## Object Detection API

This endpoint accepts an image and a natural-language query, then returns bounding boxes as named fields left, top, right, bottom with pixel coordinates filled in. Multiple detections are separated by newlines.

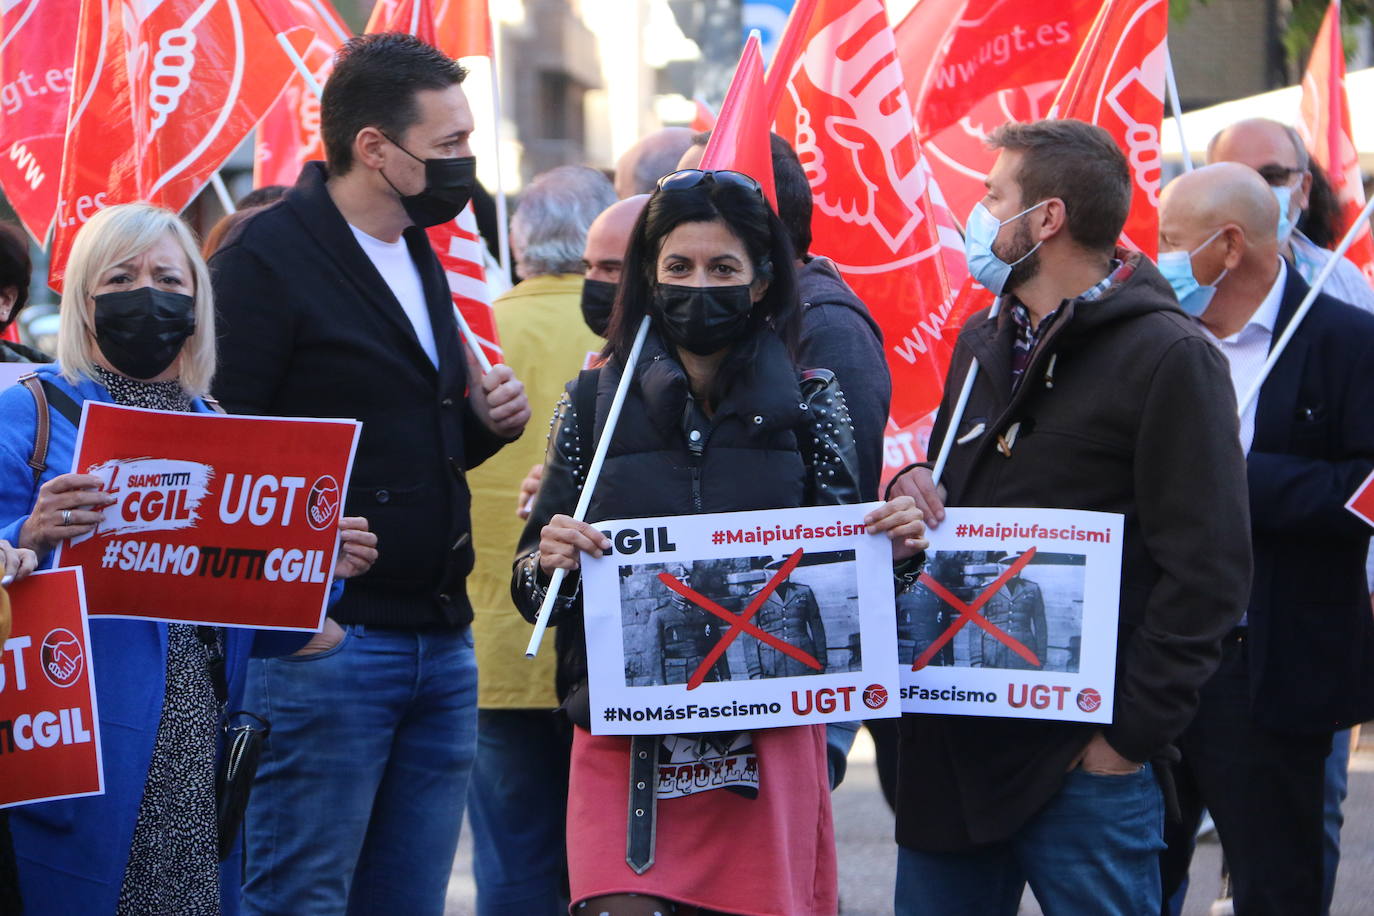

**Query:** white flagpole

left=1164, top=42, right=1193, bottom=173
left=453, top=297, right=494, bottom=373
left=1237, top=193, right=1374, bottom=414
left=526, top=315, right=651, bottom=658
left=487, top=44, right=513, bottom=283
left=277, top=33, right=325, bottom=99
left=931, top=299, right=1002, bottom=485
left=209, top=172, right=237, bottom=214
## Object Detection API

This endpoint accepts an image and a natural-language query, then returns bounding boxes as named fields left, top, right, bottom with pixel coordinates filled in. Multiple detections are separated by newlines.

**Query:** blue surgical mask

left=1273, top=184, right=1296, bottom=244
left=1158, top=228, right=1228, bottom=316
left=963, top=200, right=1048, bottom=296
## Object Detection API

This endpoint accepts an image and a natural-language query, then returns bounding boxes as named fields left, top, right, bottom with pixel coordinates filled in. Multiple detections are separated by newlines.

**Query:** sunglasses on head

left=657, top=168, right=763, bottom=197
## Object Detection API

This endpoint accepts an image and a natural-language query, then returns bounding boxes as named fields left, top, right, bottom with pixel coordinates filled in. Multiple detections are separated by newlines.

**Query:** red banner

left=55, top=404, right=360, bottom=630
left=899, top=0, right=1099, bottom=142
left=1298, top=0, right=1374, bottom=285
left=0, top=0, right=80, bottom=243
left=0, top=568, right=103, bottom=809
left=432, top=0, right=491, bottom=58
left=49, top=0, right=303, bottom=288
left=251, top=0, right=350, bottom=189
left=1048, top=0, right=1168, bottom=257
left=430, top=204, right=502, bottom=366
left=366, top=0, right=438, bottom=42
left=895, top=0, right=1098, bottom=229
left=773, top=0, right=971, bottom=430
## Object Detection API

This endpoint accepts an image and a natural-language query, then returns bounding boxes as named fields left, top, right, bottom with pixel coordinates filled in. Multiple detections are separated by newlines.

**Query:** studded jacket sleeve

left=797, top=369, right=862, bottom=508
left=511, top=386, right=585, bottom=625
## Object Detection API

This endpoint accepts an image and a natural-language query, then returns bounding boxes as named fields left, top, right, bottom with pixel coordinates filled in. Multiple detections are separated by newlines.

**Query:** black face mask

left=93, top=287, right=196, bottom=380
left=380, top=133, right=477, bottom=228
left=580, top=278, right=617, bottom=337
left=651, top=283, right=754, bottom=356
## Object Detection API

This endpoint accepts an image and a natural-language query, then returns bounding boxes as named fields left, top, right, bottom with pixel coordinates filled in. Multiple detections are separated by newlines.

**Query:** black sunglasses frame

left=656, top=168, right=764, bottom=197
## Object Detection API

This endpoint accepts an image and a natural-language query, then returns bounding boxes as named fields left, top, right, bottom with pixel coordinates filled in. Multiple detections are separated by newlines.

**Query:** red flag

left=1048, top=0, right=1168, bottom=257
left=252, top=0, right=351, bottom=189
left=894, top=0, right=1098, bottom=226
left=773, top=0, right=971, bottom=432
left=701, top=33, right=776, bottom=209
left=0, top=0, right=80, bottom=244
left=49, top=0, right=303, bottom=288
left=432, top=0, right=491, bottom=59
left=691, top=97, right=717, bottom=133
left=366, top=0, right=439, bottom=43
left=429, top=205, right=502, bottom=366
left=899, top=0, right=1100, bottom=141
left=1298, top=0, right=1374, bottom=285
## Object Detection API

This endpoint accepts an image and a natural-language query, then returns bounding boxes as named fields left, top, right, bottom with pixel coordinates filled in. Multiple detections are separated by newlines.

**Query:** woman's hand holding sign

left=538, top=514, right=612, bottom=575
left=19, top=473, right=116, bottom=557
left=865, top=496, right=928, bottom=562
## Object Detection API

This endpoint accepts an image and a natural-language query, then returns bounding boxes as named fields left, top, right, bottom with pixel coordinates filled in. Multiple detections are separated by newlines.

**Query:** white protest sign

left=899, top=507, right=1123, bottom=724
left=582, top=503, right=901, bottom=734
left=0, top=363, right=38, bottom=391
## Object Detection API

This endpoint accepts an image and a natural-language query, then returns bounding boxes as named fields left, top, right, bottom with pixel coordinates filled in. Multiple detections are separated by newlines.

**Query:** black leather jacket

left=510, top=329, right=863, bottom=709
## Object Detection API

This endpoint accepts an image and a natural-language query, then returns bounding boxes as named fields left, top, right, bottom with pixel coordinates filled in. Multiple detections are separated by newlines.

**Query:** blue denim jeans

left=468, top=709, right=571, bottom=916
left=1322, top=728, right=1351, bottom=915
left=241, top=624, right=478, bottom=916
left=896, top=764, right=1164, bottom=916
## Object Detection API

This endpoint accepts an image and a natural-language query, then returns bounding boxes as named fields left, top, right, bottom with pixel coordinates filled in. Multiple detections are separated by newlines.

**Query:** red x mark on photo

left=911, top=546, right=1043, bottom=671
left=657, top=547, right=821, bottom=690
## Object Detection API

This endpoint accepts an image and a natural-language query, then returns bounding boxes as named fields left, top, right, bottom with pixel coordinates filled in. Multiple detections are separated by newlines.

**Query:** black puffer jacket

left=511, top=329, right=862, bottom=704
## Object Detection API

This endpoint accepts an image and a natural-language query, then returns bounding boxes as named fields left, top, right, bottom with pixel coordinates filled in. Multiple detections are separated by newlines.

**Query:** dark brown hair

left=989, top=119, right=1131, bottom=254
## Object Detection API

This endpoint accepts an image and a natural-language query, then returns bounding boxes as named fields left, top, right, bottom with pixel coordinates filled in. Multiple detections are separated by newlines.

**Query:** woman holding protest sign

left=511, top=169, right=926, bottom=916
left=0, top=203, right=378, bottom=914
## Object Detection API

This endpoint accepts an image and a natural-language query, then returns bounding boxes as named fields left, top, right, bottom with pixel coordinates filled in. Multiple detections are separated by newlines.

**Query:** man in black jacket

left=210, top=34, right=529, bottom=914
left=887, top=120, right=1251, bottom=915
left=1156, top=163, right=1374, bottom=915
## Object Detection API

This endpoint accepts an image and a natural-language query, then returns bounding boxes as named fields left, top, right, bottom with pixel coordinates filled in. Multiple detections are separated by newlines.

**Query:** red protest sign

left=55, top=404, right=360, bottom=631
left=0, top=568, right=103, bottom=809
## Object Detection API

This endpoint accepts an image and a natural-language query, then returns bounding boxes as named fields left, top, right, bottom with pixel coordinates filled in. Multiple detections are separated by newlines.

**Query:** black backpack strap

left=40, top=379, right=82, bottom=427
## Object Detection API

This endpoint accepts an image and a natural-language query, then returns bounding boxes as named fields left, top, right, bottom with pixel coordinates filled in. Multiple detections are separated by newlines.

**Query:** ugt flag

left=0, top=0, right=80, bottom=244
left=1048, top=0, right=1168, bottom=257
left=50, top=0, right=302, bottom=287
left=773, top=0, right=970, bottom=431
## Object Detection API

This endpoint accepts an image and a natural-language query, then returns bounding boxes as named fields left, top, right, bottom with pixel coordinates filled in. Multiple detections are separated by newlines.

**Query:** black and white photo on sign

left=898, top=550, right=1086, bottom=673
left=618, top=550, right=862, bottom=687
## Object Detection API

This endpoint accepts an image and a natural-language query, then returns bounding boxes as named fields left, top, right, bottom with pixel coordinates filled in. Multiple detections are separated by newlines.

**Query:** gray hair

left=511, top=166, right=617, bottom=277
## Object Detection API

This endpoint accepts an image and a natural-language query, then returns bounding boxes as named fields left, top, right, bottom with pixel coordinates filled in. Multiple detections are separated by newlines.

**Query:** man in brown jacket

left=888, top=120, right=1253, bottom=915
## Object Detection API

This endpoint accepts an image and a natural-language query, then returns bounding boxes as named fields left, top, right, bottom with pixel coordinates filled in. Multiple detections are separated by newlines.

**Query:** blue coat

left=0, top=364, right=315, bottom=914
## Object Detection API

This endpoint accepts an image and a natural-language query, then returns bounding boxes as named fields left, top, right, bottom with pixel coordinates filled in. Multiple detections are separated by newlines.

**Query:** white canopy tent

left=1161, top=68, right=1374, bottom=170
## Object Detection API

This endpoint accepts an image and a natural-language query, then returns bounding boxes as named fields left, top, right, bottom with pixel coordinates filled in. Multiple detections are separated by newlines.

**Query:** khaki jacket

left=469, top=274, right=603, bottom=708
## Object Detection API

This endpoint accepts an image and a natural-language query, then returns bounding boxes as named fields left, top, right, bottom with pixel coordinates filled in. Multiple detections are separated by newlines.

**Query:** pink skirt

left=566, top=725, right=838, bottom=916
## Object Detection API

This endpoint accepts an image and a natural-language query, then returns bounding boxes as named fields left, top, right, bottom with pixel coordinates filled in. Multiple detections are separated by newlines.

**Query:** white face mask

left=963, top=200, right=1049, bottom=295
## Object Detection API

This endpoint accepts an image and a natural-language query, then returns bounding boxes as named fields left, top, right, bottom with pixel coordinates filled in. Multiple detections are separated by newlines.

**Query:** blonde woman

left=0, top=204, right=377, bottom=914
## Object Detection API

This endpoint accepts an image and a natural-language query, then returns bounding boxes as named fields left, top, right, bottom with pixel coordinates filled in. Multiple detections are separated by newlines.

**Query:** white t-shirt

left=349, top=225, right=440, bottom=367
